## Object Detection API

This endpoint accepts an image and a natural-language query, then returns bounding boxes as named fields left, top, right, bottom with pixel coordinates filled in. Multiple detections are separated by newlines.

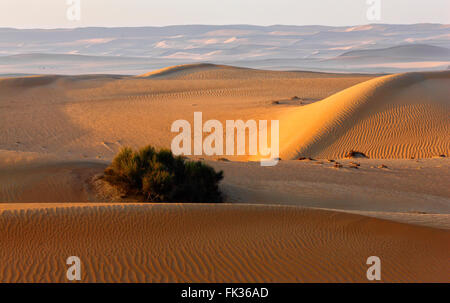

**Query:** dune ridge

left=0, top=203, right=448, bottom=283
left=137, top=63, right=236, bottom=78
left=0, top=66, right=372, bottom=162
left=2, top=25, right=449, bottom=74
left=136, top=63, right=369, bottom=80
left=278, top=71, right=450, bottom=160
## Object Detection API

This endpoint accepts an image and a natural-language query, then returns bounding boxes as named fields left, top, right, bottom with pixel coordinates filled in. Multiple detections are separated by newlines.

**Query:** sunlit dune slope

left=278, top=71, right=450, bottom=160
left=0, top=203, right=448, bottom=283
left=137, top=63, right=240, bottom=79
left=1, top=67, right=447, bottom=161
left=137, top=63, right=368, bottom=80
left=0, top=66, right=371, bottom=161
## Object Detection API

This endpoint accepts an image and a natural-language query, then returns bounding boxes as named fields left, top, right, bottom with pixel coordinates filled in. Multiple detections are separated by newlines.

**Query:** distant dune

left=137, top=63, right=237, bottom=78
left=338, top=44, right=450, bottom=61
left=325, top=44, right=450, bottom=72
left=278, top=71, right=450, bottom=159
left=137, top=63, right=366, bottom=80
left=0, top=203, right=448, bottom=282
left=1, top=24, right=449, bottom=74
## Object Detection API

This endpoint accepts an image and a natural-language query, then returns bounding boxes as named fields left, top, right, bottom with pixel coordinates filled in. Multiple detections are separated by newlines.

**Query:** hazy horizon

left=1, top=23, right=449, bottom=75
left=0, top=0, right=449, bottom=29
left=1, top=22, right=450, bottom=31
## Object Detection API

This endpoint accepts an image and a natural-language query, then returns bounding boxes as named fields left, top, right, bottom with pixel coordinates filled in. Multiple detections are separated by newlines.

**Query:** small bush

left=104, top=146, right=223, bottom=202
left=345, top=150, right=368, bottom=158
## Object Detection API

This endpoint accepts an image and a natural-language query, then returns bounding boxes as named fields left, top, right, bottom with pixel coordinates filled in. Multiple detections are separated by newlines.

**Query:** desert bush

left=345, top=150, right=368, bottom=158
left=104, top=146, right=223, bottom=202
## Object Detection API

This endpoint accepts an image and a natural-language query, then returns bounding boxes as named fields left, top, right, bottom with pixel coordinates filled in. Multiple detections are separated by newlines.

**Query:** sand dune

left=325, top=44, right=450, bottom=72
left=137, top=63, right=243, bottom=79
left=0, top=66, right=371, bottom=162
left=5, top=67, right=448, bottom=162
left=0, top=203, right=448, bottom=283
left=0, top=160, right=104, bottom=203
left=137, top=63, right=365, bottom=80
left=324, top=209, right=450, bottom=230
left=0, top=66, right=448, bottom=283
left=277, top=71, right=450, bottom=160
left=2, top=25, right=449, bottom=74
left=0, top=67, right=448, bottom=210
left=1, top=156, right=448, bottom=230
left=348, top=44, right=450, bottom=57
left=212, top=158, right=450, bottom=216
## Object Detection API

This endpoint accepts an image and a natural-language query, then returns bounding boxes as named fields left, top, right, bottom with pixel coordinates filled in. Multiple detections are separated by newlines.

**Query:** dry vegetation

left=102, top=146, right=223, bottom=203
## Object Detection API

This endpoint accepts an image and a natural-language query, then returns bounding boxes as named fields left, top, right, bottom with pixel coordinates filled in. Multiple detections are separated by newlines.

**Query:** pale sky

left=0, top=0, right=449, bottom=29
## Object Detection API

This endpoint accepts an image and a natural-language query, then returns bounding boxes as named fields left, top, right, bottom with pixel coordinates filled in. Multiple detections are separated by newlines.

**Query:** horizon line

left=1, top=22, right=449, bottom=31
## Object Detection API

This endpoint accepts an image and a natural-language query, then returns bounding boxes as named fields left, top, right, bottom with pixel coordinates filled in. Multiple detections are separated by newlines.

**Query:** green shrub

left=104, top=146, right=223, bottom=202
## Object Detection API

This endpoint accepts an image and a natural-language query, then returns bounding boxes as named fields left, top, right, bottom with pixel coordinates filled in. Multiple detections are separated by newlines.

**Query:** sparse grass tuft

left=104, top=146, right=223, bottom=203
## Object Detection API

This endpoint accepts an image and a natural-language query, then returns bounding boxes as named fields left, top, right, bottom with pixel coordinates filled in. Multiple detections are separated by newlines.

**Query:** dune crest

left=278, top=71, right=450, bottom=160
left=137, top=63, right=234, bottom=78
left=136, top=63, right=357, bottom=80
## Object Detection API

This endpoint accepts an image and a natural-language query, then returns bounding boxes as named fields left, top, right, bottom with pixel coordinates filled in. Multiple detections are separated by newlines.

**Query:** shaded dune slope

left=0, top=203, right=448, bottom=282
left=279, top=71, right=450, bottom=159
left=0, top=161, right=104, bottom=203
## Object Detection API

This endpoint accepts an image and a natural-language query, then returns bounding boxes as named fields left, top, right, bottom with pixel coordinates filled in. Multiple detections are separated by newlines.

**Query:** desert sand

left=2, top=157, right=449, bottom=229
left=0, top=203, right=448, bottom=283
left=0, top=65, right=449, bottom=282
left=0, top=64, right=373, bottom=162
left=277, top=71, right=450, bottom=160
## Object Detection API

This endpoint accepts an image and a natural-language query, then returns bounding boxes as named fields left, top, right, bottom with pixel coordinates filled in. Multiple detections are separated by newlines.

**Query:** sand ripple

left=0, top=203, right=448, bottom=282
left=278, top=71, right=450, bottom=159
